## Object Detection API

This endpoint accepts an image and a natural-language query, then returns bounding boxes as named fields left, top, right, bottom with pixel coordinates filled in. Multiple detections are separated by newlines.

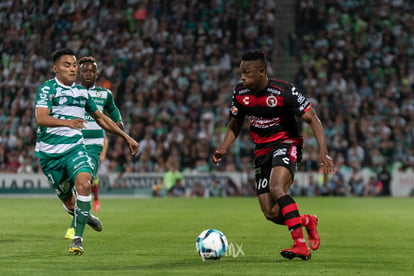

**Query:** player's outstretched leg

left=68, top=195, right=90, bottom=254
left=277, top=195, right=311, bottom=260
left=63, top=204, right=103, bottom=235
left=301, top=214, right=320, bottom=250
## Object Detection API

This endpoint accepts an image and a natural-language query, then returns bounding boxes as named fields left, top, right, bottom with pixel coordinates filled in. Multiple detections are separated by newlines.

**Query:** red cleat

left=280, top=243, right=311, bottom=260
left=304, top=215, right=320, bottom=250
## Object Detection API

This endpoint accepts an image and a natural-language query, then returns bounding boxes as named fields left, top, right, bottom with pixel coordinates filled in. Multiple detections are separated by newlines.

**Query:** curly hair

left=78, top=56, right=97, bottom=66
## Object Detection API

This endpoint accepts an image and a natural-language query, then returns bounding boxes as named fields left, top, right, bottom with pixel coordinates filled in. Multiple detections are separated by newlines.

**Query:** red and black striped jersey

left=230, top=78, right=312, bottom=156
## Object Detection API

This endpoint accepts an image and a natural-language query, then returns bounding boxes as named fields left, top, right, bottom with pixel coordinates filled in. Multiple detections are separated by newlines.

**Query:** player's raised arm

left=88, top=110, right=139, bottom=156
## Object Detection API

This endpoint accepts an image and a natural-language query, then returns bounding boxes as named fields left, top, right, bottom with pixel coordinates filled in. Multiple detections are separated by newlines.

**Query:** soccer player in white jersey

left=79, top=56, right=124, bottom=212
left=63, top=56, right=124, bottom=239
left=35, top=48, right=139, bottom=255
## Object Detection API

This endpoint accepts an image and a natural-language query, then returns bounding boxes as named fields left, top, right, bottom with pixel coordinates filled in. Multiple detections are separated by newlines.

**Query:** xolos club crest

left=266, top=95, right=277, bottom=107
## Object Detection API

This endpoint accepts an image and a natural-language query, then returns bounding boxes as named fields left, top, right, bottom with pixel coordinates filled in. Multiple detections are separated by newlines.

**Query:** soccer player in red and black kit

left=212, top=50, right=335, bottom=260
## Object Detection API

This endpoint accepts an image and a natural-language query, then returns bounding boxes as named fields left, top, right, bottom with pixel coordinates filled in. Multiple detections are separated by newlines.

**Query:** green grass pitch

left=0, top=196, right=413, bottom=275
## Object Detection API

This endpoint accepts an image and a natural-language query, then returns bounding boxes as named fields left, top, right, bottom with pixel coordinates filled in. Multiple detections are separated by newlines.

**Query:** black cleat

left=87, top=214, right=103, bottom=232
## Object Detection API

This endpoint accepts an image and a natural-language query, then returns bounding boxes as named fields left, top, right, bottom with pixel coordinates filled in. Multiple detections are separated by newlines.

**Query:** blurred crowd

left=290, top=0, right=414, bottom=194
left=0, top=0, right=275, bottom=177
left=0, top=0, right=413, bottom=196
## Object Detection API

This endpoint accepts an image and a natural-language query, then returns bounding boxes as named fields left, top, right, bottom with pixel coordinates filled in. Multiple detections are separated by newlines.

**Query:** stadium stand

left=1, top=0, right=413, bottom=196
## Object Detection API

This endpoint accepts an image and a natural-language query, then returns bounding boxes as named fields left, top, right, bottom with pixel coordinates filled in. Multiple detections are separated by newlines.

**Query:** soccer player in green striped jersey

left=78, top=56, right=124, bottom=213
left=35, top=48, right=139, bottom=255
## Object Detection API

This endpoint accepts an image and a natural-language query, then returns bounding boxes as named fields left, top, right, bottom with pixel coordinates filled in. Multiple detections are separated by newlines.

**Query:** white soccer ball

left=195, top=229, right=228, bottom=260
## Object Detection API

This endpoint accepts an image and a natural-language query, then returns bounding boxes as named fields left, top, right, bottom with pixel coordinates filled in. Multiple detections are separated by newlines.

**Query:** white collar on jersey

left=55, top=77, right=76, bottom=88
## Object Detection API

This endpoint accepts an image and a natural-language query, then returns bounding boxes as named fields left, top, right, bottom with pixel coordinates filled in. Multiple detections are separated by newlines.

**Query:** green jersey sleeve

left=35, top=80, right=55, bottom=110
left=104, top=89, right=123, bottom=122
left=85, top=92, right=99, bottom=113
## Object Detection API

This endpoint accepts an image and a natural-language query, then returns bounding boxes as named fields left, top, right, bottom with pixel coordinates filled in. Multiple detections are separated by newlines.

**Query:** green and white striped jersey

left=82, top=85, right=122, bottom=146
left=35, top=78, right=98, bottom=159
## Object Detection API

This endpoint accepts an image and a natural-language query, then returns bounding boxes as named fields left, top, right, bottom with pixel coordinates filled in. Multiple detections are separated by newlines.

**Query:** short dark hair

left=51, top=48, right=76, bottom=63
left=242, top=49, right=266, bottom=63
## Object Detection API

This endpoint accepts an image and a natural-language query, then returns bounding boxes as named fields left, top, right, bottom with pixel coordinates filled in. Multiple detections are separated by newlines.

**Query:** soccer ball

left=196, top=229, right=228, bottom=260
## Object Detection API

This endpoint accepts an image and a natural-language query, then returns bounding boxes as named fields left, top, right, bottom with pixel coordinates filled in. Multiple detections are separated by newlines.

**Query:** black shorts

left=254, top=143, right=302, bottom=195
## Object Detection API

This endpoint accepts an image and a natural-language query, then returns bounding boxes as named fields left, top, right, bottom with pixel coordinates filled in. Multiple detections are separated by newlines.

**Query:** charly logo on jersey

left=266, top=95, right=277, bottom=107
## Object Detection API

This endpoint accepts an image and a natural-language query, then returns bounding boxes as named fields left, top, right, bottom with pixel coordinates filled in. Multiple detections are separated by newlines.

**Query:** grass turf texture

left=0, top=197, right=413, bottom=276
